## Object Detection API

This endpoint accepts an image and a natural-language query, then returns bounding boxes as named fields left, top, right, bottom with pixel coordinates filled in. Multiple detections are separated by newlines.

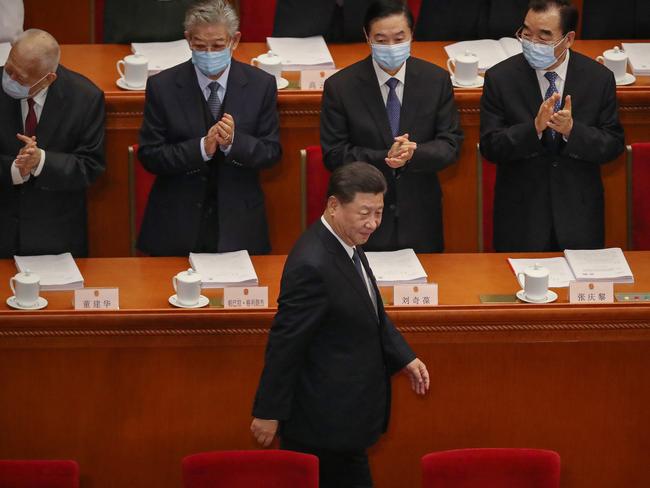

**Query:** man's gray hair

left=184, top=0, right=240, bottom=37
left=12, top=29, right=60, bottom=74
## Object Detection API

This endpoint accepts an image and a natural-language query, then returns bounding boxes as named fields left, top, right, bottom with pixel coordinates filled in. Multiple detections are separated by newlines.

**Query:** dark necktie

left=385, top=77, right=400, bottom=137
left=207, top=81, right=222, bottom=120
left=544, top=71, right=561, bottom=138
left=25, top=98, right=37, bottom=137
left=352, top=248, right=378, bottom=316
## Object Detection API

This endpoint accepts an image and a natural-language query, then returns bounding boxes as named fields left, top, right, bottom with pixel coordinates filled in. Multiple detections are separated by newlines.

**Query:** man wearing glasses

left=480, top=0, right=624, bottom=252
left=137, top=0, right=281, bottom=256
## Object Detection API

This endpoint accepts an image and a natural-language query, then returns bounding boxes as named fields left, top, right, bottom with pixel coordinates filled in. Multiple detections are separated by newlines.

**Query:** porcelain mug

left=447, top=51, right=479, bottom=86
left=596, top=46, right=628, bottom=82
left=517, top=264, right=549, bottom=302
left=116, top=53, right=149, bottom=88
left=9, top=270, right=40, bottom=307
left=251, top=50, right=283, bottom=79
left=172, top=268, right=202, bottom=306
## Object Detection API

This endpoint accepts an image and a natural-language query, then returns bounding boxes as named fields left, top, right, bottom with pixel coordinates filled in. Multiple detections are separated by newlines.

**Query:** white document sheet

left=508, top=257, right=575, bottom=288
left=365, top=249, right=428, bottom=286
left=621, top=43, right=650, bottom=76
left=0, top=42, right=11, bottom=66
left=14, top=253, right=84, bottom=290
left=444, top=37, right=522, bottom=72
left=564, top=248, right=634, bottom=283
left=266, top=36, right=335, bottom=71
left=131, top=39, right=191, bottom=74
left=189, top=250, right=259, bottom=288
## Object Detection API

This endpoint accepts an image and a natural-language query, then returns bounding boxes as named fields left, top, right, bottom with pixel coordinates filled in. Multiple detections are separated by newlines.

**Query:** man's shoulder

left=285, top=222, right=330, bottom=269
left=486, top=52, right=526, bottom=78
left=569, top=50, right=613, bottom=79
left=407, top=56, right=449, bottom=80
left=57, top=65, right=103, bottom=98
left=233, top=59, right=277, bottom=87
left=326, top=57, right=371, bottom=87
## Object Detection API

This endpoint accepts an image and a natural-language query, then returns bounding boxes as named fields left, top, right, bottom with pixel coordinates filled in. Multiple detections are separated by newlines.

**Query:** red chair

left=477, top=143, right=496, bottom=252
left=300, top=146, right=331, bottom=230
left=422, top=448, right=561, bottom=488
left=128, top=144, right=156, bottom=256
left=239, top=0, right=278, bottom=42
left=408, top=0, right=423, bottom=24
left=626, top=143, right=650, bottom=250
left=0, top=460, right=79, bottom=488
left=182, top=450, right=318, bottom=488
left=94, top=0, right=105, bottom=42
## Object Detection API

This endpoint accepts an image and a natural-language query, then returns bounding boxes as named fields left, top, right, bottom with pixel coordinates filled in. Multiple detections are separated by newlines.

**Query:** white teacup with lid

left=596, top=46, right=628, bottom=82
left=116, top=53, right=149, bottom=88
left=517, top=263, right=550, bottom=302
left=447, top=50, right=479, bottom=86
left=251, top=51, right=283, bottom=80
left=173, top=268, right=202, bottom=306
left=10, top=269, right=41, bottom=308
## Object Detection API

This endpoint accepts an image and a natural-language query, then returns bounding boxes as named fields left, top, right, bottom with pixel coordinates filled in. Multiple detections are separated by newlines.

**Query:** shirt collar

left=320, top=215, right=355, bottom=259
left=539, top=49, right=570, bottom=82
left=194, top=62, right=231, bottom=94
left=372, top=57, right=406, bottom=88
left=29, top=85, right=49, bottom=107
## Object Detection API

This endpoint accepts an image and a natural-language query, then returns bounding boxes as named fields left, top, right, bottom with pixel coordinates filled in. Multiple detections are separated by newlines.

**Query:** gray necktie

left=385, top=77, right=400, bottom=137
left=207, top=81, right=222, bottom=119
left=353, top=248, right=378, bottom=316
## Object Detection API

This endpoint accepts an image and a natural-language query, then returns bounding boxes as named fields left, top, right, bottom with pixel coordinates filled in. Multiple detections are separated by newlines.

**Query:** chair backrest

left=422, top=448, right=561, bottom=488
left=300, top=146, right=331, bottom=230
left=182, top=450, right=319, bottom=488
left=239, top=0, right=278, bottom=42
left=94, top=0, right=105, bottom=42
left=128, top=145, right=156, bottom=256
left=477, top=143, right=496, bottom=252
left=627, top=143, right=650, bottom=250
left=0, top=460, right=79, bottom=488
left=407, top=0, right=423, bottom=24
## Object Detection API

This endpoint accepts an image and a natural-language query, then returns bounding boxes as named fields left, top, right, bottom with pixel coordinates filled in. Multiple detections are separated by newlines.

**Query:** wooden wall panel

left=23, top=0, right=93, bottom=44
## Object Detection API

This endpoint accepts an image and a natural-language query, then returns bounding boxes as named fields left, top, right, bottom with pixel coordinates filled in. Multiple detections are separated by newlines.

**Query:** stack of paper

left=189, top=250, right=259, bottom=288
left=266, top=36, right=335, bottom=71
left=14, top=253, right=84, bottom=290
left=508, top=248, right=634, bottom=288
left=131, top=40, right=192, bottom=74
left=444, top=37, right=521, bottom=72
left=621, top=43, right=650, bottom=76
left=364, top=249, right=428, bottom=287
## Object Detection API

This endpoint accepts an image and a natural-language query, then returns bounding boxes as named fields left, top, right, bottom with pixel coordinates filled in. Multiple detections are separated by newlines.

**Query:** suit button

left=552, top=161, right=559, bottom=167
left=389, top=204, right=396, bottom=211
left=197, top=203, right=203, bottom=209
left=201, top=177, right=207, bottom=182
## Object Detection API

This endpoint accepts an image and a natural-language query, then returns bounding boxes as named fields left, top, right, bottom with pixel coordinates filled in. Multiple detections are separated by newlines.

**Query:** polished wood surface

left=59, top=41, right=650, bottom=257
left=1, top=254, right=649, bottom=487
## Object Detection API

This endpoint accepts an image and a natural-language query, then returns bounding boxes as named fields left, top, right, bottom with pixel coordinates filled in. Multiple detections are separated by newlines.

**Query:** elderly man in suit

left=251, top=162, right=429, bottom=488
left=480, top=0, right=625, bottom=252
left=320, top=0, right=463, bottom=253
left=138, top=0, right=281, bottom=256
left=0, top=29, right=105, bottom=258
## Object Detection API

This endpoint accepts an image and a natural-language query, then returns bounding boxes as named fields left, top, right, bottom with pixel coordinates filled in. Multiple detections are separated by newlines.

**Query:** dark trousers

left=280, top=436, right=373, bottom=488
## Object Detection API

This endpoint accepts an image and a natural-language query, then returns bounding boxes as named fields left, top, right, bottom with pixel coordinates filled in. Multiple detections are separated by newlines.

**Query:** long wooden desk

left=1, top=253, right=649, bottom=487
left=60, top=41, right=650, bottom=257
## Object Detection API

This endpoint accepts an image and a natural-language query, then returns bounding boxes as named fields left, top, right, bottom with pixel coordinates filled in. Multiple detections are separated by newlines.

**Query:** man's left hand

left=215, top=113, right=235, bottom=147
left=15, top=133, right=41, bottom=176
left=402, top=358, right=430, bottom=395
left=547, top=95, right=573, bottom=137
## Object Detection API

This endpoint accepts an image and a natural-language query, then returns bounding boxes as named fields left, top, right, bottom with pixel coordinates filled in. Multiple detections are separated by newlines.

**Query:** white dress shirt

left=535, top=50, right=570, bottom=141
left=194, top=63, right=233, bottom=160
left=372, top=58, right=406, bottom=105
left=11, top=87, right=48, bottom=185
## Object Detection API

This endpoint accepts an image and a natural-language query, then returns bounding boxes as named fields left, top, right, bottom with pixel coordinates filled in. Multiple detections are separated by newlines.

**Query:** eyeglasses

left=515, top=27, right=566, bottom=47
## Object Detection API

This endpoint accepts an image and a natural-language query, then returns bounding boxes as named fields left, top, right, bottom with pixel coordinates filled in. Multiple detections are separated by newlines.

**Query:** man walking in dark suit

left=320, top=0, right=463, bottom=253
left=0, top=29, right=105, bottom=258
left=138, top=0, right=281, bottom=256
left=480, top=0, right=625, bottom=252
left=251, top=162, right=429, bottom=488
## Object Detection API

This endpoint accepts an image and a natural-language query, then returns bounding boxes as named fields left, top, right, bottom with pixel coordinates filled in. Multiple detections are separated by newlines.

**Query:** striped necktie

left=385, top=77, right=400, bottom=137
left=544, top=71, right=561, bottom=138
left=207, top=81, right=222, bottom=120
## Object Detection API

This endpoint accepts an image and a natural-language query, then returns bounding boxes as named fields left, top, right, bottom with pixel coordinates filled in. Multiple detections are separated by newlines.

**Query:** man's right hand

left=535, top=92, right=560, bottom=134
left=250, top=418, right=279, bottom=447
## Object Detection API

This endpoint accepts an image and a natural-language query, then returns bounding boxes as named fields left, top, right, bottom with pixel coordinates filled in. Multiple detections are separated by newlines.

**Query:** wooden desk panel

left=0, top=254, right=649, bottom=488
left=59, top=41, right=650, bottom=256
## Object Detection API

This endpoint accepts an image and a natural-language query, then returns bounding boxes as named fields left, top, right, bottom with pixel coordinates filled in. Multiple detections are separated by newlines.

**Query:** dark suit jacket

left=479, top=51, right=625, bottom=252
left=320, top=56, right=463, bottom=253
left=137, top=59, right=281, bottom=256
left=415, top=0, right=487, bottom=40
left=252, top=220, right=415, bottom=451
left=0, top=65, right=105, bottom=258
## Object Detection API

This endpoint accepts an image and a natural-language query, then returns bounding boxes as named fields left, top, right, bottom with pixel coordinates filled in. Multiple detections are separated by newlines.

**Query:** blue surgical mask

left=371, top=41, right=411, bottom=72
left=192, top=48, right=232, bottom=77
left=521, top=37, right=566, bottom=70
left=1, top=70, right=45, bottom=100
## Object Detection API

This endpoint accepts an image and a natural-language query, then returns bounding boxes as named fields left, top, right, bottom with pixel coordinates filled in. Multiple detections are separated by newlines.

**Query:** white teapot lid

left=176, top=268, right=202, bottom=283
left=604, top=46, right=627, bottom=61
left=526, top=263, right=549, bottom=278
left=256, top=50, right=282, bottom=65
left=15, top=269, right=40, bottom=284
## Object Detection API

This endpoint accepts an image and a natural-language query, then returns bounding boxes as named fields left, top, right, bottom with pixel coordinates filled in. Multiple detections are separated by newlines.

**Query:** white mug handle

left=596, top=56, right=604, bottom=64
left=9, top=277, right=16, bottom=295
left=251, top=57, right=259, bottom=67
left=172, top=276, right=178, bottom=293
left=446, top=58, right=456, bottom=76
left=116, top=59, right=125, bottom=79
left=517, top=272, right=526, bottom=288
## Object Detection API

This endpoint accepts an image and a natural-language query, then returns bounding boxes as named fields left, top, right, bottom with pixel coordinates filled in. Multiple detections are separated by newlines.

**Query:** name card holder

left=74, top=288, right=120, bottom=310
left=223, top=286, right=269, bottom=309
left=300, top=69, right=338, bottom=90
left=394, top=284, right=438, bottom=307
left=569, top=281, right=614, bottom=304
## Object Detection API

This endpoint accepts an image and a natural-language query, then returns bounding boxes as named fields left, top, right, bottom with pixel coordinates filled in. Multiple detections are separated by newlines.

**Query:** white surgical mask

left=521, top=35, right=567, bottom=70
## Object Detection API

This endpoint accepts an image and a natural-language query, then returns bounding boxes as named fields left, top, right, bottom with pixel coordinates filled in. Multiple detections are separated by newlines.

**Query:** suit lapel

left=357, top=56, right=394, bottom=148
left=0, top=82, right=23, bottom=153
left=515, top=54, right=544, bottom=120
left=36, top=68, right=67, bottom=148
left=222, top=60, right=248, bottom=122
left=398, top=58, right=424, bottom=136
left=176, top=60, right=210, bottom=137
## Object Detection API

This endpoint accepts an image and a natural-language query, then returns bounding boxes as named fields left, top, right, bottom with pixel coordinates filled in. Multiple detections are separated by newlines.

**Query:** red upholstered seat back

left=182, top=450, right=318, bottom=488
left=422, top=448, right=561, bottom=488
left=128, top=145, right=156, bottom=255
left=239, top=0, right=278, bottom=42
left=0, top=460, right=79, bottom=488
left=302, top=145, right=331, bottom=229
left=408, top=0, right=423, bottom=24
left=94, top=0, right=105, bottom=42
left=630, top=143, right=650, bottom=250
left=478, top=144, right=497, bottom=252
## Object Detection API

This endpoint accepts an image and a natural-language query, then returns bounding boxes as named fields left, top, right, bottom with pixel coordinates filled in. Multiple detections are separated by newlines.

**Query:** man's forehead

left=189, top=24, right=229, bottom=40
left=525, top=9, right=562, bottom=32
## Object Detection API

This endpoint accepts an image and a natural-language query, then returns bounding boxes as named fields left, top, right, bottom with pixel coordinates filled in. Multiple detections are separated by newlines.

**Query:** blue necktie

left=385, top=77, right=400, bottom=137
left=207, top=81, right=222, bottom=120
left=544, top=71, right=561, bottom=138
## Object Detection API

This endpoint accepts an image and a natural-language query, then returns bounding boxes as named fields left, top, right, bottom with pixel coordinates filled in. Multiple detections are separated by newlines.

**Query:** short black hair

left=527, top=0, right=579, bottom=34
left=363, top=0, right=414, bottom=36
left=327, top=162, right=387, bottom=204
